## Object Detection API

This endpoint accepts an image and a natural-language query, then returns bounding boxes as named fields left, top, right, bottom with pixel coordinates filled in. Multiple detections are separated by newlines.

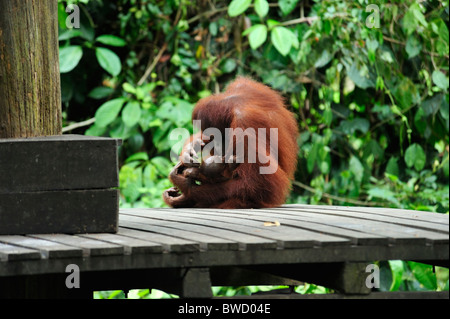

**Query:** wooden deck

left=0, top=204, right=448, bottom=298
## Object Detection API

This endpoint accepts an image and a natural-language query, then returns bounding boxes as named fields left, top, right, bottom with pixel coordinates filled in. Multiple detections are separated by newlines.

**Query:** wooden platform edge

left=217, top=291, right=449, bottom=299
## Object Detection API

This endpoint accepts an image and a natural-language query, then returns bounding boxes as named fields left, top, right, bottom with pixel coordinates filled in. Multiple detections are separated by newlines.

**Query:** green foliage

left=381, top=261, right=449, bottom=292
left=94, top=285, right=331, bottom=298
left=59, top=0, right=449, bottom=295
left=59, top=45, right=83, bottom=73
left=228, top=0, right=252, bottom=17
left=93, top=289, right=178, bottom=299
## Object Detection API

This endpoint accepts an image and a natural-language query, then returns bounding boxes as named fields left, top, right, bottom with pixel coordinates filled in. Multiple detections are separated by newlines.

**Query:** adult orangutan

left=163, top=77, right=299, bottom=208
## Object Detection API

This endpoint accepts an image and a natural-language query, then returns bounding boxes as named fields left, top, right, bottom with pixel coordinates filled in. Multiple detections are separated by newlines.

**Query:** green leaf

left=323, top=108, right=332, bottom=126
left=59, top=46, right=83, bottom=73
left=109, top=120, right=135, bottom=140
left=58, top=29, right=82, bottom=41
left=410, top=3, right=428, bottom=28
left=95, top=98, right=126, bottom=127
left=393, top=77, right=418, bottom=109
left=435, top=20, right=449, bottom=56
left=349, top=156, right=364, bottom=184
left=95, top=47, right=122, bottom=76
left=443, top=153, right=449, bottom=177
left=314, top=50, right=333, bottom=68
left=402, top=8, right=416, bottom=35
left=85, top=123, right=107, bottom=137
left=385, top=157, right=399, bottom=177
left=228, top=0, right=251, bottom=17
left=437, top=20, right=449, bottom=45
left=366, top=38, right=379, bottom=62
left=119, top=164, right=142, bottom=203
left=421, top=94, right=443, bottom=116
left=366, top=39, right=379, bottom=52
left=249, top=24, right=268, bottom=50
left=347, top=62, right=375, bottom=89
left=209, top=22, right=218, bottom=36
left=432, top=70, right=449, bottom=90
left=152, top=121, right=172, bottom=152
left=388, top=260, right=404, bottom=291
left=340, top=118, right=370, bottom=135
left=122, top=101, right=141, bottom=127
left=125, top=152, right=149, bottom=163
left=123, top=82, right=136, bottom=94
left=254, top=0, right=269, bottom=17
left=440, top=95, right=449, bottom=121
left=78, top=18, right=95, bottom=42
left=404, top=143, right=426, bottom=171
left=267, top=19, right=280, bottom=29
left=221, top=58, right=237, bottom=73
left=271, top=26, right=294, bottom=56
left=363, top=139, right=384, bottom=161
left=88, top=87, right=114, bottom=99
left=367, top=187, right=400, bottom=205
left=279, top=0, right=300, bottom=16
left=156, top=98, right=194, bottom=127
left=307, top=142, right=319, bottom=173
left=414, top=108, right=426, bottom=134
left=408, top=261, right=437, bottom=290
left=96, top=35, right=127, bottom=47
left=402, top=3, right=427, bottom=35
left=151, top=156, right=172, bottom=172
left=58, top=3, right=68, bottom=28
left=405, top=35, right=422, bottom=59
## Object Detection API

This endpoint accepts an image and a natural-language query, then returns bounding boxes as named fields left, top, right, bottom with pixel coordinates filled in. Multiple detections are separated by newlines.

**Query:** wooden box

left=0, top=134, right=121, bottom=235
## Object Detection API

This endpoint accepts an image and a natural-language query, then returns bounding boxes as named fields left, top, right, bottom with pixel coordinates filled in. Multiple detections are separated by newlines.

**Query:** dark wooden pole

left=0, top=0, right=62, bottom=138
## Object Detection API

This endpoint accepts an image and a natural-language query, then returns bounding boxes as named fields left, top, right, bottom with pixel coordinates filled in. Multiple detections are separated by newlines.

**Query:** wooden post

left=0, top=1, right=119, bottom=236
left=0, top=0, right=62, bottom=138
left=180, top=268, right=213, bottom=298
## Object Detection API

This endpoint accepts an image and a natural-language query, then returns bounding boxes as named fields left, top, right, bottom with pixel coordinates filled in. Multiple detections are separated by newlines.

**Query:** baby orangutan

left=163, top=77, right=299, bottom=209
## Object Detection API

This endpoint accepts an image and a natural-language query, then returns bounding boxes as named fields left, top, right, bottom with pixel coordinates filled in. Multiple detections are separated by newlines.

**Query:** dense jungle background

left=57, top=0, right=449, bottom=297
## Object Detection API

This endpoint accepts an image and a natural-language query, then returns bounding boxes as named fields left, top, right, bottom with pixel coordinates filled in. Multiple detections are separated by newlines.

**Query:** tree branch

left=137, top=42, right=168, bottom=86
left=293, top=181, right=384, bottom=207
left=62, top=117, right=95, bottom=133
left=383, top=35, right=449, bottom=59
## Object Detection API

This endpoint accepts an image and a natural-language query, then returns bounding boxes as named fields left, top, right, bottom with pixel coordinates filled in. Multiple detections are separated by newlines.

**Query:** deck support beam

left=180, top=268, right=213, bottom=298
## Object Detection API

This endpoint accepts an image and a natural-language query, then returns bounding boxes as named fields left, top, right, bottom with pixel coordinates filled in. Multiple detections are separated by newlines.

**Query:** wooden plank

left=284, top=204, right=449, bottom=224
left=276, top=206, right=449, bottom=233
left=0, top=242, right=41, bottom=262
left=79, top=233, right=163, bottom=255
left=0, top=235, right=82, bottom=259
left=123, top=209, right=313, bottom=249
left=120, top=210, right=277, bottom=250
left=218, top=209, right=390, bottom=246
left=177, top=209, right=356, bottom=247
left=0, top=242, right=447, bottom=278
left=120, top=214, right=238, bottom=251
left=117, top=225, right=200, bottom=253
left=0, top=135, right=120, bottom=193
left=30, top=234, right=124, bottom=257
left=0, top=189, right=119, bottom=235
left=121, top=208, right=350, bottom=248
left=220, top=291, right=450, bottom=299
left=224, top=208, right=445, bottom=245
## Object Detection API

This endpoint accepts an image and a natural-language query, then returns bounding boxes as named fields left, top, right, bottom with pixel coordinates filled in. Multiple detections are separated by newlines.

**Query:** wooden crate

left=0, top=134, right=121, bottom=235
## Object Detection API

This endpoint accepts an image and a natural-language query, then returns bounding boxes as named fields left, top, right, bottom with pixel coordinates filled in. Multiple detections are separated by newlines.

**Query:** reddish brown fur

left=163, top=77, right=299, bottom=208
